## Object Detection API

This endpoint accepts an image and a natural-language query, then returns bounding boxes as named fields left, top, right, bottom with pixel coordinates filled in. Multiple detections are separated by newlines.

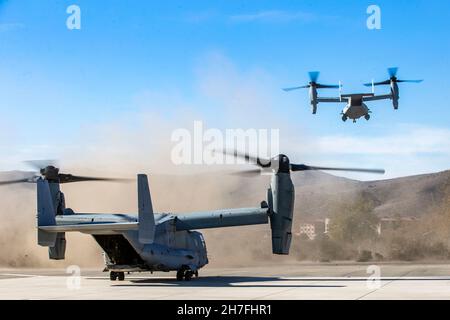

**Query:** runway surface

left=1, top=263, right=450, bottom=300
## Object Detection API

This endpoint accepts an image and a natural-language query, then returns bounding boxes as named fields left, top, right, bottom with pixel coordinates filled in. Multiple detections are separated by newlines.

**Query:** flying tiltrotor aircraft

left=0, top=157, right=384, bottom=281
left=283, top=68, right=423, bottom=122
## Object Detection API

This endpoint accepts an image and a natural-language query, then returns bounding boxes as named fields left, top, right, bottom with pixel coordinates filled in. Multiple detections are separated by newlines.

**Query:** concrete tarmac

left=1, top=263, right=450, bottom=300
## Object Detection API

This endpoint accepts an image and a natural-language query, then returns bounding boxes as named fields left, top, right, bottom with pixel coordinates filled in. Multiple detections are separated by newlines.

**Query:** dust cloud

left=0, top=163, right=281, bottom=268
left=0, top=53, right=303, bottom=269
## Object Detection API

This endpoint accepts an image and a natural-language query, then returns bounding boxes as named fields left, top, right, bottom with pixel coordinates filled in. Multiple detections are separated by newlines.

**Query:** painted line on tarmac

left=0, top=273, right=44, bottom=278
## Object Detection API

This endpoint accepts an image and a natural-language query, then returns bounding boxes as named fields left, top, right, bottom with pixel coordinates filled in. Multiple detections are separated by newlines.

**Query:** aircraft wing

left=39, top=222, right=138, bottom=233
left=317, top=97, right=348, bottom=103
left=38, top=206, right=270, bottom=234
left=174, top=207, right=269, bottom=231
left=363, top=94, right=392, bottom=102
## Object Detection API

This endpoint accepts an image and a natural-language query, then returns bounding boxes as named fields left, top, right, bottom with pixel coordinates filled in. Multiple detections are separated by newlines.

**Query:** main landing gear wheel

left=110, top=271, right=117, bottom=281
left=342, top=115, right=348, bottom=122
left=184, top=270, right=193, bottom=281
left=176, top=269, right=184, bottom=281
left=365, top=114, right=371, bottom=121
left=110, top=271, right=125, bottom=281
left=176, top=268, right=196, bottom=281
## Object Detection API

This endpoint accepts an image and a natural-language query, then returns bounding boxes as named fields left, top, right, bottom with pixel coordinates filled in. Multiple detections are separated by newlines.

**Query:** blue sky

left=0, top=0, right=449, bottom=179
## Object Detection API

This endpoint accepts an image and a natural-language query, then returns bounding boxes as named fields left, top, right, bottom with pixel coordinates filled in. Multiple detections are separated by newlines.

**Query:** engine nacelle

left=311, top=101, right=318, bottom=114
left=49, top=232, right=66, bottom=260
left=391, top=80, right=399, bottom=109
left=268, top=172, right=294, bottom=255
left=309, top=86, right=318, bottom=114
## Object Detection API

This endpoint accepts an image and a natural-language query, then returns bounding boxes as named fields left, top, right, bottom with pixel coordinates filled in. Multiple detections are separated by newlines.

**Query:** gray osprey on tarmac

left=0, top=155, right=384, bottom=281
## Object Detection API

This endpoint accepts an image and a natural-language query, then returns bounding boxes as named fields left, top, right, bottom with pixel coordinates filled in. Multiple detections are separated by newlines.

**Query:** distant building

left=298, top=219, right=329, bottom=240
left=297, top=216, right=419, bottom=240
left=377, top=216, right=419, bottom=235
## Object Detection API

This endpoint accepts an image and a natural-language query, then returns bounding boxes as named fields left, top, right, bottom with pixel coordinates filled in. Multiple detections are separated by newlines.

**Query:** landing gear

left=342, top=115, right=348, bottom=122
left=184, top=270, right=193, bottom=281
left=176, top=268, right=197, bottom=281
left=110, top=271, right=125, bottom=281
left=364, top=114, right=371, bottom=121
left=176, top=269, right=184, bottom=281
left=110, top=271, right=117, bottom=281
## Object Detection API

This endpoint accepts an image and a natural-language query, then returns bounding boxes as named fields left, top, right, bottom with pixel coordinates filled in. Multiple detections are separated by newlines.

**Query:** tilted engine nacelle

left=49, top=184, right=67, bottom=259
left=311, top=100, right=318, bottom=114
left=268, top=172, right=295, bottom=255
left=49, top=233, right=66, bottom=260
left=391, top=80, right=399, bottom=109
left=37, top=181, right=68, bottom=260
left=309, top=86, right=318, bottom=114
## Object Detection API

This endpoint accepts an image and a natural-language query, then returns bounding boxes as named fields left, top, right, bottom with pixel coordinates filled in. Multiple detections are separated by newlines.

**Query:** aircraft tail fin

left=137, top=174, right=155, bottom=244
left=36, top=179, right=57, bottom=247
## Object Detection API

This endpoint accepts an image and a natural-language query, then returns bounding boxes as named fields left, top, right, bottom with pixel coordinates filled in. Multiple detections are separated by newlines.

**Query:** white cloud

left=315, top=126, right=450, bottom=155
left=281, top=125, right=450, bottom=180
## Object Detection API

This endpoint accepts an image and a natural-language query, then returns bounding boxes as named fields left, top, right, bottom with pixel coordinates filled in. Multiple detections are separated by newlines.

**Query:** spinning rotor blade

left=365, top=79, right=423, bottom=86
left=283, top=71, right=339, bottom=92
left=24, top=160, right=59, bottom=171
left=308, top=71, right=339, bottom=88
left=316, top=84, right=340, bottom=89
left=0, top=177, right=33, bottom=185
left=309, top=71, right=320, bottom=83
left=364, top=80, right=390, bottom=87
left=57, top=174, right=131, bottom=184
left=388, top=67, right=398, bottom=78
left=365, top=67, right=423, bottom=86
left=219, top=149, right=258, bottom=163
left=218, top=150, right=385, bottom=175
left=219, top=150, right=272, bottom=168
left=0, top=169, right=38, bottom=185
left=0, top=159, right=131, bottom=185
left=290, top=164, right=385, bottom=174
left=282, top=85, right=309, bottom=92
left=229, top=169, right=263, bottom=177
left=397, top=79, right=423, bottom=83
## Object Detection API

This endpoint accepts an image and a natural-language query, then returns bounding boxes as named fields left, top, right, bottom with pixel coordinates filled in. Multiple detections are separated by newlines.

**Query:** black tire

left=184, top=271, right=193, bottom=281
left=118, top=272, right=125, bottom=281
left=110, top=271, right=117, bottom=281
left=342, top=115, right=347, bottom=122
left=176, top=269, right=184, bottom=281
left=365, top=114, right=371, bottom=120
left=194, top=271, right=199, bottom=278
